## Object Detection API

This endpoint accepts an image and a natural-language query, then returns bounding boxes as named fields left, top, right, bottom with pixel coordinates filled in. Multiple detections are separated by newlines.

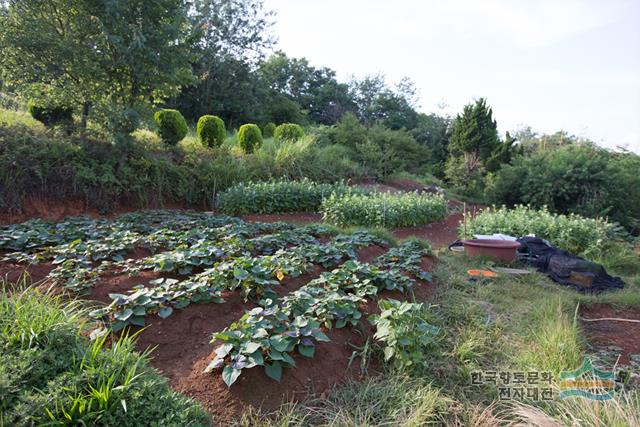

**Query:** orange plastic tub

left=461, top=239, right=521, bottom=262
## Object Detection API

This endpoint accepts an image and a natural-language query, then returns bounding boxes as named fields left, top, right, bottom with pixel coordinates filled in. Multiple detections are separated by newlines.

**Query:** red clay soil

left=581, top=304, right=640, bottom=365
left=393, top=211, right=462, bottom=249
left=0, top=196, right=187, bottom=225
left=393, top=204, right=485, bottom=250
left=0, top=260, right=53, bottom=284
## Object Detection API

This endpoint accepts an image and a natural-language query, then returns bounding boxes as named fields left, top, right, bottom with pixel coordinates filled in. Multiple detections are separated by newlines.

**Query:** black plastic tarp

left=517, top=237, right=625, bottom=293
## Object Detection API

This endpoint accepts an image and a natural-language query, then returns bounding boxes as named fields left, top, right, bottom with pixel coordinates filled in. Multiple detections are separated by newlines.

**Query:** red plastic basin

left=461, top=239, right=521, bottom=262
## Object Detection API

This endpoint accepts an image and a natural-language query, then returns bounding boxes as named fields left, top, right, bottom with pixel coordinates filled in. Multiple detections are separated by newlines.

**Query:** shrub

left=196, top=115, right=226, bottom=148
left=27, top=100, right=73, bottom=128
left=485, top=145, right=640, bottom=235
left=274, top=123, right=304, bottom=142
left=321, top=192, right=448, bottom=228
left=216, top=179, right=368, bottom=214
left=461, top=205, right=617, bottom=254
left=154, top=109, right=188, bottom=145
left=237, top=124, right=263, bottom=153
left=263, top=122, right=276, bottom=138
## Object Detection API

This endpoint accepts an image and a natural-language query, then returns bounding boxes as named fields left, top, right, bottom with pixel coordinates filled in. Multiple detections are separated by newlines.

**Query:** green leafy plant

left=237, top=123, right=263, bottom=153
left=369, top=299, right=440, bottom=369
left=216, top=179, right=370, bottom=214
left=27, top=100, right=73, bottom=128
left=206, top=306, right=330, bottom=386
left=321, top=192, right=448, bottom=228
left=197, top=115, right=226, bottom=148
left=462, top=205, right=617, bottom=254
left=274, top=123, right=304, bottom=142
left=154, top=109, right=188, bottom=145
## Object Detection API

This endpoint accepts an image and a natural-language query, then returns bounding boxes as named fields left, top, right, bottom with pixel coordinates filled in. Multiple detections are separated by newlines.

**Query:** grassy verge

left=0, top=285, right=209, bottom=426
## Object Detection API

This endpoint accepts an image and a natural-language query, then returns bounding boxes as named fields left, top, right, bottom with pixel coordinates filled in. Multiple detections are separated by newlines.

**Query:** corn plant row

left=215, top=179, right=371, bottom=214
left=461, top=205, right=620, bottom=254
left=208, top=240, right=431, bottom=386
left=321, top=192, right=448, bottom=228
left=91, top=231, right=389, bottom=329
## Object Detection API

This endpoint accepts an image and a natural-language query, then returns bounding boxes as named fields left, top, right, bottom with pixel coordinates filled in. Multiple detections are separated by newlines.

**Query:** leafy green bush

left=238, top=123, right=263, bottom=153
left=263, top=122, right=276, bottom=138
left=369, top=299, right=439, bottom=369
left=196, top=115, right=225, bottom=148
left=216, top=179, right=367, bottom=214
left=0, top=290, right=209, bottom=426
left=485, top=145, right=640, bottom=235
left=462, top=205, right=617, bottom=254
left=274, top=123, right=304, bottom=142
left=154, top=109, right=188, bottom=145
left=321, top=192, right=448, bottom=228
left=27, top=100, right=73, bottom=128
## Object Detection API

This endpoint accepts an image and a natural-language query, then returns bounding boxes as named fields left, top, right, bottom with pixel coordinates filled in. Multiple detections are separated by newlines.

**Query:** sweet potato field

left=0, top=210, right=437, bottom=421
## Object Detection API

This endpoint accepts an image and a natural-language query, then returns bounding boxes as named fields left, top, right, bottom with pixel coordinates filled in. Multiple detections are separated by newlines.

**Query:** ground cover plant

left=321, top=192, right=448, bottom=228
left=216, top=179, right=369, bottom=214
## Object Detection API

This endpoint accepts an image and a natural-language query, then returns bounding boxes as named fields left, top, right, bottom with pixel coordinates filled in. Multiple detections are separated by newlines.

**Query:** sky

left=263, top=0, right=640, bottom=152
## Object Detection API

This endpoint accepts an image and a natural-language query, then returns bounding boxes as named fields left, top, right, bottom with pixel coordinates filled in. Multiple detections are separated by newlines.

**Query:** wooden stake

left=463, top=202, right=467, bottom=239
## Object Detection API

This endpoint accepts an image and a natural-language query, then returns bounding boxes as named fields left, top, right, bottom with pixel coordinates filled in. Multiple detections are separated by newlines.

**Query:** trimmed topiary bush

left=263, top=122, right=276, bottom=138
left=27, top=101, right=73, bottom=128
left=154, top=109, right=188, bottom=145
left=197, top=115, right=226, bottom=148
left=274, top=123, right=304, bottom=142
left=237, top=124, right=263, bottom=153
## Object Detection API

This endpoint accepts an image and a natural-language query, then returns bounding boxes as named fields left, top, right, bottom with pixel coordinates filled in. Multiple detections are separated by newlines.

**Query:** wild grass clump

left=463, top=205, right=617, bottom=254
left=238, top=376, right=449, bottom=426
left=216, top=179, right=368, bottom=214
left=321, top=192, right=448, bottom=228
left=0, top=289, right=209, bottom=426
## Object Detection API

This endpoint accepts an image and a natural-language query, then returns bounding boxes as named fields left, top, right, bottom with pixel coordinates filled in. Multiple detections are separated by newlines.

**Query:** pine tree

left=445, top=98, right=500, bottom=193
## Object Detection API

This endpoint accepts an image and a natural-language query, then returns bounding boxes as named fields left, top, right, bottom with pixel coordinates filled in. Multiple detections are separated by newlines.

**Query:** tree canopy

left=0, top=0, right=195, bottom=134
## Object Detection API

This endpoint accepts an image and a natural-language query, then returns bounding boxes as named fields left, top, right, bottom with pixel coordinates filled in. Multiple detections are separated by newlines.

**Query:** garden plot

left=0, top=209, right=437, bottom=422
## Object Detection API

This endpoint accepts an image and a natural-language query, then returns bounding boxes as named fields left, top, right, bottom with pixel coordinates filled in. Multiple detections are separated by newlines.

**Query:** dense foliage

left=237, top=123, right=263, bottom=153
left=0, top=290, right=209, bottom=426
left=485, top=144, right=640, bottom=235
left=461, top=205, right=619, bottom=254
left=445, top=98, right=516, bottom=197
left=263, top=122, right=276, bottom=138
left=216, top=180, right=367, bottom=214
left=196, top=115, right=226, bottom=148
left=27, top=101, right=73, bottom=128
left=321, top=192, right=448, bottom=228
left=154, top=109, right=188, bottom=145
left=0, top=0, right=194, bottom=135
left=274, top=123, right=305, bottom=142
